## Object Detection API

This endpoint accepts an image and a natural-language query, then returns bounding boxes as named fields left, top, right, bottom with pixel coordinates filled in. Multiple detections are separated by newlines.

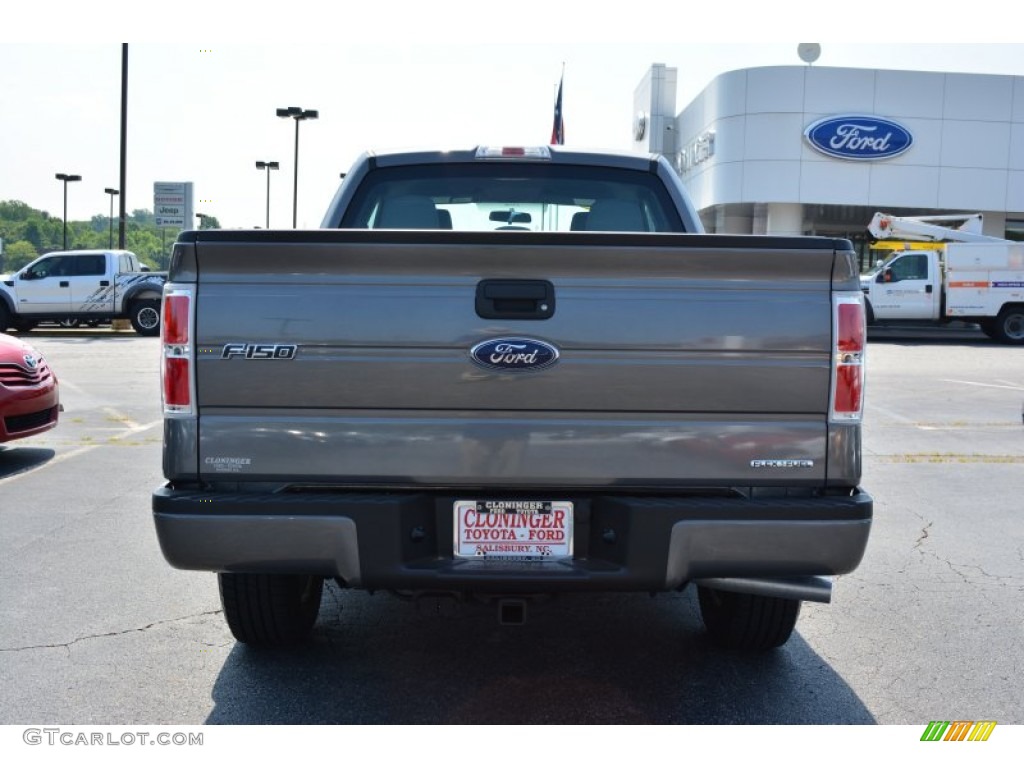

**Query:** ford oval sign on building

left=804, top=115, right=913, bottom=161
left=470, top=338, right=560, bottom=372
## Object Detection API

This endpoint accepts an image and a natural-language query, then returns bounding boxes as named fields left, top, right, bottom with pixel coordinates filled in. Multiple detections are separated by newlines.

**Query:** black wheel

left=12, top=319, right=36, bottom=333
left=218, top=573, right=324, bottom=646
left=58, top=318, right=81, bottom=328
left=864, top=299, right=875, bottom=325
left=0, top=304, right=10, bottom=332
left=978, top=319, right=999, bottom=340
left=129, top=299, right=161, bottom=336
left=697, top=585, right=801, bottom=651
left=992, top=306, right=1024, bottom=345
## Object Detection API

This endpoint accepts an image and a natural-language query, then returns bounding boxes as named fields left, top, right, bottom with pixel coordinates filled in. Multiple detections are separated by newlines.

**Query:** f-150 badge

left=221, top=343, right=297, bottom=360
left=470, top=338, right=559, bottom=372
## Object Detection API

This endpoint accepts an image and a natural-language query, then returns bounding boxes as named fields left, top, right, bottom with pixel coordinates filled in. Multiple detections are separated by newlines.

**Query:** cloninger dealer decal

left=205, top=457, right=252, bottom=473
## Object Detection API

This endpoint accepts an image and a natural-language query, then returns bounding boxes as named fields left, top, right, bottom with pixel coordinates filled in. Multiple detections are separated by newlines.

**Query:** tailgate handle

left=476, top=279, right=555, bottom=320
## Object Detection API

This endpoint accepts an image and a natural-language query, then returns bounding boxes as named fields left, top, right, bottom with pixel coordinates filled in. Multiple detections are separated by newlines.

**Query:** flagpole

left=550, top=63, right=566, bottom=230
left=550, top=64, right=565, bottom=146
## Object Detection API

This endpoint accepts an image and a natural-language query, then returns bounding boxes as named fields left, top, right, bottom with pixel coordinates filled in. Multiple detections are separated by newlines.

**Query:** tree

left=197, top=215, right=221, bottom=230
left=1, top=240, right=39, bottom=272
left=0, top=200, right=33, bottom=221
left=131, top=208, right=157, bottom=227
left=0, top=200, right=194, bottom=269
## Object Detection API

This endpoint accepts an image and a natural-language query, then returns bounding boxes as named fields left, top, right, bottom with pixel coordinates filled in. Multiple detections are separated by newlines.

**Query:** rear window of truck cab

left=338, top=164, right=685, bottom=233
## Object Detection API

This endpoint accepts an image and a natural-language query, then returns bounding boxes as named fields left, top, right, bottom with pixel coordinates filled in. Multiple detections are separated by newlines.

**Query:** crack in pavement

left=922, top=550, right=1024, bottom=587
left=899, top=515, right=1024, bottom=587
left=914, top=521, right=933, bottom=550
left=0, top=609, right=224, bottom=654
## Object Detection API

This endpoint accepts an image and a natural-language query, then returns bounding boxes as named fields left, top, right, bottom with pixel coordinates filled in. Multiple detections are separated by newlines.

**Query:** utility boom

left=867, top=212, right=1008, bottom=244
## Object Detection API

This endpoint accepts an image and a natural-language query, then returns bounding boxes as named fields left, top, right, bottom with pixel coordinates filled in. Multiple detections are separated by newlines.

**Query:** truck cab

left=10, top=251, right=127, bottom=314
left=862, top=249, right=943, bottom=321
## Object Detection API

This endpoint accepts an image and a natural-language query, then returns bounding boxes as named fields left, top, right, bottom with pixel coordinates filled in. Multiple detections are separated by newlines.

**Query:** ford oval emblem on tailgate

left=470, top=338, right=559, bottom=372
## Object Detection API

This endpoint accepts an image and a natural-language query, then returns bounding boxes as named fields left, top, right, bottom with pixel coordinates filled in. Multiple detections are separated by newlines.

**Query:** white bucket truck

left=863, top=212, right=1024, bottom=344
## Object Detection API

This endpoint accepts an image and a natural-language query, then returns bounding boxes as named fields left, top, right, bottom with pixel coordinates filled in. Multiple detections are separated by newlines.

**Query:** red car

left=0, top=333, right=60, bottom=443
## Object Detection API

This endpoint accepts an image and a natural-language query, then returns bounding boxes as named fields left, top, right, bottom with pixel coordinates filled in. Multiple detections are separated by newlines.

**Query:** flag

left=550, top=74, right=564, bottom=145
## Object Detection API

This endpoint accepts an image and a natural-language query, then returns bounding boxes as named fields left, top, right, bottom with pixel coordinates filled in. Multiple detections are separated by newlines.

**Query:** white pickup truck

left=0, top=249, right=166, bottom=335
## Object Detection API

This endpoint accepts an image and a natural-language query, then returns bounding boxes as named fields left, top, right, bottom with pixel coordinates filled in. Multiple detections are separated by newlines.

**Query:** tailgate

left=189, top=231, right=842, bottom=488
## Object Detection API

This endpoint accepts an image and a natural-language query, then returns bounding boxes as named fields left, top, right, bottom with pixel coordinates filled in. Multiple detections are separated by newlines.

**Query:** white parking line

left=864, top=403, right=919, bottom=425
left=941, top=379, right=1024, bottom=391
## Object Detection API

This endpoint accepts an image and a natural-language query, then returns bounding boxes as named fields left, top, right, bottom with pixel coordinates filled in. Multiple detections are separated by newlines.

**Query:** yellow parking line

left=0, top=419, right=162, bottom=487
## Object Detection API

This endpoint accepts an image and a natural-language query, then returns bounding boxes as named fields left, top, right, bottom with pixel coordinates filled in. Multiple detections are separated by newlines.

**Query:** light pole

left=104, top=188, right=119, bottom=248
left=118, top=44, right=128, bottom=249
left=55, top=173, right=82, bottom=250
left=255, top=161, right=279, bottom=229
left=276, top=106, right=318, bottom=228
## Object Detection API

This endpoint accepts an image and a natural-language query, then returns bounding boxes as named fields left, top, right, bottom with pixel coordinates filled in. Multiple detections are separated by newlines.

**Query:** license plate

left=454, top=500, right=573, bottom=559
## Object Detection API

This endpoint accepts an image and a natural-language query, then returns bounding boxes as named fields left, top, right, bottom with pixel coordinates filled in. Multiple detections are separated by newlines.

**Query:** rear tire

left=129, top=299, right=161, bottom=336
left=698, top=585, right=801, bottom=651
left=978, top=319, right=999, bottom=340
left=218, top=573, right=324, bottom=646
left=0, top=304, right=10, bottom=332
left=993, top=306, right=1024, bottom=345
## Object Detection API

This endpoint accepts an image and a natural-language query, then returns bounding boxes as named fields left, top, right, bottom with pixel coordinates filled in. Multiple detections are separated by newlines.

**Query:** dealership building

left=632, top=63, right=1024, bottom=270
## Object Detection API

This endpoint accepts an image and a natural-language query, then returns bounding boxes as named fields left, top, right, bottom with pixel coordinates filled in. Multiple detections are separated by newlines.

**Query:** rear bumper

left=151, top=486, right=872, bottom=592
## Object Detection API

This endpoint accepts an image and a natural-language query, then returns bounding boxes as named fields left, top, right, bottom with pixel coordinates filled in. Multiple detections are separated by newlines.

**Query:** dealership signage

left=153, top=182, right=194, bottom=228
left=677, top=130, right=716, bottom=173
left=804, top=115, right=913, bottom=161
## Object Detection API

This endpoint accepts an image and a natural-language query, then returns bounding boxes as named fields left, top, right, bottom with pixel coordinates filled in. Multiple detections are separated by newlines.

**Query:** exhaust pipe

left=498, top=599, right=527, bottom=625
left=694, top=576, right=834, bottom=604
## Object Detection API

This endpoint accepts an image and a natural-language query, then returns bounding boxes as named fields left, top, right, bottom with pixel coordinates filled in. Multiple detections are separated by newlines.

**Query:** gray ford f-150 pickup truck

left=152, top=146, right=872, bottom=651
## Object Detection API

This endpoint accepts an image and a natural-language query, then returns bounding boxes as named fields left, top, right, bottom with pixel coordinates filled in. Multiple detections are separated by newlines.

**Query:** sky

left=2, top=3, right=1022, bottom=231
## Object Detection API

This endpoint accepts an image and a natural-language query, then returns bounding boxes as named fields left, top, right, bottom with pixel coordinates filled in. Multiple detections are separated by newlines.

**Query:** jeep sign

left=154, top=181, right=194, bottom=228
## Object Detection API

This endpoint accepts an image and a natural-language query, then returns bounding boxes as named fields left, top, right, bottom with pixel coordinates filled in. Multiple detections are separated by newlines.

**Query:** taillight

left=831, top=294, right=866, bottom=422
left=161, top=286, right=194, bottom=416
left=163, top=294, right=190, bottom=345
